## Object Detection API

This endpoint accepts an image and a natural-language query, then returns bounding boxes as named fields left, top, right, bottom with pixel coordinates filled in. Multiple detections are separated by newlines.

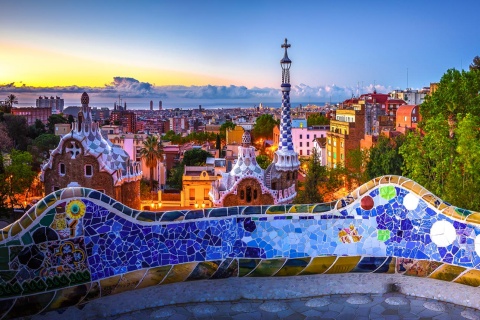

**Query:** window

left=300, top=150, right=303, bottom=156
left=287, top=172, right=290, bottom=180
left=404, top=116, right=407, bottom=121
left=307, top=134, right=310, bottom=139
left=314, top=134, right=317, bottom=139
left=246, top=186, right=252, bottom=203
left=189, top=189, right=195, bottom=200
left=341, top=142, right=344, bottom=148
left=240, top=190, right=245, bottom=200
left=85, top=165, right=93, bottom=177
left=300, top=134, right=303, bottom=139
left=53, top=186, right=60, bottom=191
left=300, top=142, right=302, bottom=147
left=333, top=141, right=336, bottom=147
left=253, top=189, right=258, bottom=200
left=328, top=138, right=331, bottom=144
left=307, top=142, right=310, bottom=147
left=328, top=151, right=331, bottom=157
left=307, top=150, right=310, bottom=155
left=59, top=163, right=66, bottom=175
left=333, top=152, right=336, bottom=159
left=204, top=189, right=209, bottom=200
left=341, top=154, right=344, bottom=160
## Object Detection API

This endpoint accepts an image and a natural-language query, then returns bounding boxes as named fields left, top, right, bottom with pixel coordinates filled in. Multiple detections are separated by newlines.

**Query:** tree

left=307, top=113, right=329, bottom=126
left=46, top=114, right=68, bottom=134
left=0, top=150, right=36, bottom=210
left=3, top=94, right=18, bottom=113
left=27, top=119, right=47, bottom=140
left=139, top=135, right=164, bottom=191
left=183, top=148, right=212, bottom=166
left=216, top=134, right=221, bottom=151
left=470, top=56, right=480, bottom=71
left=252, top=114, right=278, bottom=140
left=219, top=121, right=236, bottom=134
left=1, top=114, right=29, bottom=150
left=295, top=148, right=325, bottom=204
left=0, top=122, right=13, bottom=152
left=28, top=134, right=60, bottom=171
left=400, top=66, right=480, bottom=210
left=365, top=135, right=405, bottom=180
left=256, top=155, right=271, bottom=169
left=167, top=164, right=183, bottom=190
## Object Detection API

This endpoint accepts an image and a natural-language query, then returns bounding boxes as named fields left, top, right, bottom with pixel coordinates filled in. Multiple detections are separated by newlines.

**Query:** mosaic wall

left=2, top=175, right=480, bottom=318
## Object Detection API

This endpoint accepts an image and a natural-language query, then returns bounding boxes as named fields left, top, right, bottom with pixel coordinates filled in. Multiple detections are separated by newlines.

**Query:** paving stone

left=423, top=301, right=446, bottom=312
left=462, top=309, right=480, bottom=320
left=346, top=295, right=372, bottom=305
left=259, top=301, right=288, bottom=313
left=385, top=296, right=410, bottom=306
left=150, top=308, right=176, bottom=318
left=305, top=297, right=330, bottom=307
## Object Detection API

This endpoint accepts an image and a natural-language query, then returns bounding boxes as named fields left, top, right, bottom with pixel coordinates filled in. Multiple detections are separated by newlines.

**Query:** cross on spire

left=281, top=38, right=290, bottom=51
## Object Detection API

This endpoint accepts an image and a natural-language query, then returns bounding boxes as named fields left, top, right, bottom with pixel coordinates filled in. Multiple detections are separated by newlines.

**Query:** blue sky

left=1, top=0, right=479, bottom=104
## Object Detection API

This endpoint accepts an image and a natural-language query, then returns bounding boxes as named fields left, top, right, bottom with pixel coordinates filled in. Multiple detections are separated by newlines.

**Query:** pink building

left=291, top=125, right=329, bottom=157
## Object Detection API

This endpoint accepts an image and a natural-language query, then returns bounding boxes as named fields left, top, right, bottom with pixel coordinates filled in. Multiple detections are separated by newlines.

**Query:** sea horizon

left=15, top=100, right=336, bottom=111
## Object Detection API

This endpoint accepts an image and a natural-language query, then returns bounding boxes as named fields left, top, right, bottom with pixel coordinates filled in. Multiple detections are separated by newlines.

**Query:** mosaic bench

left=1, top=175, right=480, bottom=319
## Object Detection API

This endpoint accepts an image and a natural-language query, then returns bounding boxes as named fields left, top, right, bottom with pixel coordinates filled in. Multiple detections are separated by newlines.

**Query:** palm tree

left=4, top=94, right=18, bottom=113
left=139, top=135, right=164, bottom=191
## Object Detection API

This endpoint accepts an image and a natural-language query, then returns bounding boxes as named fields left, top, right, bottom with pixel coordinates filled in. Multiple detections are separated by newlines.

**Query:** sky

left=1, top=0, right=480, bottom=106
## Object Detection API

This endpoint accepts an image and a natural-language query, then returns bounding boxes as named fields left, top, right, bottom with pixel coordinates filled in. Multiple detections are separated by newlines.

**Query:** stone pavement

left=38, top=292, right=480, bottom=320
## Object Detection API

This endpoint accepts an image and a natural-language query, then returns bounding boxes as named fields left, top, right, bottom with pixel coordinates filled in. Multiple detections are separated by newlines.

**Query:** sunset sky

left=1, top=0, right=480, bottom=104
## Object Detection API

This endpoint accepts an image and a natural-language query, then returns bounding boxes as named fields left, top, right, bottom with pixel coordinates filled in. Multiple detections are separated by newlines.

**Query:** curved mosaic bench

left=2, top=175, right=480, bottom=319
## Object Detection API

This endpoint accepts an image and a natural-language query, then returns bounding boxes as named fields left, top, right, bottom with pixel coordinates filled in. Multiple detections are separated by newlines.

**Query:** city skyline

left=1, top=0, right=480, bottom=104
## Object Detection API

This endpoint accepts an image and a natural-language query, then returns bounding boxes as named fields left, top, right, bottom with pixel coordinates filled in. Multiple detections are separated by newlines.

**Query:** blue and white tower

left=274, top=38, right=300, bottom=171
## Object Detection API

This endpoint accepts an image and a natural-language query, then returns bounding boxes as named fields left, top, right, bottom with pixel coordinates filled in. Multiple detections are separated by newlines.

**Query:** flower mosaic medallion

left=66, top=199, right=86, bottom=220
left=379, top=185, right=396, bottom=200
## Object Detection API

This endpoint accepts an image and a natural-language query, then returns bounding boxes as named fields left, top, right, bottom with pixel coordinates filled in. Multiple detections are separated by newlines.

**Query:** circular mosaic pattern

left=461, top=309, right=480, bottom=320
left=423, top=301, right=446, bottom=312
left=430, top=220, right=457, bottom=247
left=385, top=296, right=409, bottom=305
left=259, top=301, right=288, bottom=312
left=305, top=297, right=330, bottom=307
left=403, top=193, right=420, bottom=210
left=346, top=295, right=372, bottom=305
left=360, top=196, right=374, bottom=210
left=66, top=200, right=86, bottom=220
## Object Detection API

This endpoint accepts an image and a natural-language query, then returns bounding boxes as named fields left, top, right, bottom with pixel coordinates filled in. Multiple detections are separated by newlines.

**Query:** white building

left=291, top=125, right=329, bottom=157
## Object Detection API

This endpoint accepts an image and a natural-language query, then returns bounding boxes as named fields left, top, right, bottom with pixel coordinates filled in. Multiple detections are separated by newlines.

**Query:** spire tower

left=274, top=38, right=300, bottom=171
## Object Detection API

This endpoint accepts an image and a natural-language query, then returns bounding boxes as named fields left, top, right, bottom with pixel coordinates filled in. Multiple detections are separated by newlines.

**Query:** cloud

left=0, top=77, right=394, bottom=103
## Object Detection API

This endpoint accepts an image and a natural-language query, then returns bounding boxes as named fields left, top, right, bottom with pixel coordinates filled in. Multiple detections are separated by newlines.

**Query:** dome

left=81, top=92, right=89, bottom=105
left=242, top=131, right=251, bottom=146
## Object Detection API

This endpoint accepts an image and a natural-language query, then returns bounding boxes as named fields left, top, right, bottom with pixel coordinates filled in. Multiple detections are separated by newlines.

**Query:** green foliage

left=27, top=119, right=47, bottom=140
left=0, top=122, right=13, bottom=152
left=295, top=148, right=325, bottom=204
left=219, top=121, right=236, bottom=134
left=470, top=56, right=480, bottom=72
left=0, top=150, right=36, bottom=209
left=27, top=134, right=60, bottom=171
left=307, top=113, right=329, bottom=126
left=216, top=134, right=221, bottom=150
left=167, top=164, right=183, bottom=190
left=365, top=135, right=405, bottom=180
left=400, top=67, right=480, bottom=210
left=182, top=148, right=212, bottom=166
left=252, top=114, right=278, bottom=140
left=46, top=114, right=68, bottom=134
left=140, top=179, right=153, bottom=200
left=256, top=155, right=271, bottom=169
left=1, top=114, right=29, bottom=150
left=139, top=135, right=163, bottom=191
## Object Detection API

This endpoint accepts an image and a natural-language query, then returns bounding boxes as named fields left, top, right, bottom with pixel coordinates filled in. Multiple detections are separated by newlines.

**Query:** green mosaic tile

left=377, top=229, right=391, bottom=242
left=187, top=261, right=221, bottom=281
left=379, top=185, right=396, bottom=200
left=20, top=232, right=33, bottom=245
left=0, top=248, right=9, bottom=270
left=39, top=211, right=55, bottom=227
left=247, top=258, right=286, bottom=277
left=238, top=259, right=260, bottom=277
left=275, top=257, right=311, bottom=276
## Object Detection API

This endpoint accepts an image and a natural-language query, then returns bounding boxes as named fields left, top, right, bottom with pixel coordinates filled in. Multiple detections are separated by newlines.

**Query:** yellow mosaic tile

left=325, top=256, right=362, bottom=274
left=386, top=257, right=396, bottom=273
left=389, top=175, right=400, bottom=185
left=43, top=283, right=90, bottom=312
left=161, top=262, right=197, bottom=285
left=299, top=256, right=337, bottom=275
left=247, top=258, right=286, bottom=277
left=465, top=212, right=480, bottom=226
left=379, top=176, right=390, bottom=185
left=454, top=269, right=480, bottom=287
left=79, top=281, right=101, bottom=304
left=421, top=194, right=438, bottom=208
left=238, top=259, right=261, bottom=276
left=111, top=269, right=147, bottom=294
left=35, top=200, right=48, bottom=217
left=402, top=260, right=443, bottom=277
left=9, top=222, right=22, bottom=237
left=288, top=204, right=313, bottom=214
left=18, top=214, right=33, bottom=230
left=99, top=275, right=121, bottom=297
left=275, top=258, right=311, bottom=276
left=401, top=180, right=415, bottom=192
left=429, top=264, right=466, bottom=282
left=397, top=176, right=409, bottom=186
left=187, top=261, right=221, bottom=280
left=136, top=265, right=172, bottom=289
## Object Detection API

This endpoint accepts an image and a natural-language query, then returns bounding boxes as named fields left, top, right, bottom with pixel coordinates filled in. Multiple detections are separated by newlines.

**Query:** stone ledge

left=33, top=273, right=480, bottom=319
